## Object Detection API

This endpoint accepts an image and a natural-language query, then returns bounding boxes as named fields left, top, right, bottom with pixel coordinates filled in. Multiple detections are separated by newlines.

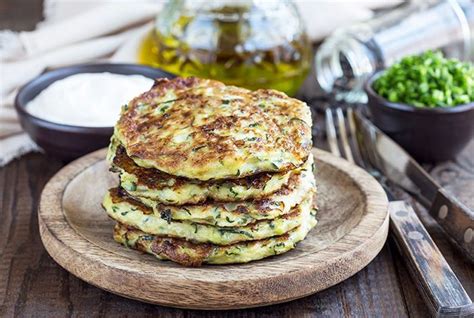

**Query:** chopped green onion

left=373, top=51, right=474, bottom=108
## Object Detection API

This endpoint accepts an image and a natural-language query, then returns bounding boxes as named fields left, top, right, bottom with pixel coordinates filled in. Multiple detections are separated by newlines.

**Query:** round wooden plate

left=39, top=148, right=389, bottom=310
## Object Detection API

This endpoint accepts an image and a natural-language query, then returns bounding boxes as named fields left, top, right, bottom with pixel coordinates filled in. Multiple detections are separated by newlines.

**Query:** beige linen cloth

left=0, top=0, right=401, bottom=166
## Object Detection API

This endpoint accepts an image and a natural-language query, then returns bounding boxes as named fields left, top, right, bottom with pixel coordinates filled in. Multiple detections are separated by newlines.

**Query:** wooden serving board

left=38, top=148, right=389, bottom=310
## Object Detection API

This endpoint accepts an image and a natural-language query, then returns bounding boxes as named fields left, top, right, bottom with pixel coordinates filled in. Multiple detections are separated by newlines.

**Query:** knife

left=352, top=110, right=474, bottom=262
left=327, top=107, right=473, bottom=317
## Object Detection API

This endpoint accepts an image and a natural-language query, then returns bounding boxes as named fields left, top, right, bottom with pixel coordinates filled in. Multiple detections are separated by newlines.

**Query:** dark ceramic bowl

left=15, top=63, right=175, bottom=161
left=365, top=71, right=474, bottom=163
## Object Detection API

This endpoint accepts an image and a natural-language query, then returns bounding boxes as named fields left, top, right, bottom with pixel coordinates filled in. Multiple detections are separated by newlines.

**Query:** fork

left=325, top=107, right=473, bottom=318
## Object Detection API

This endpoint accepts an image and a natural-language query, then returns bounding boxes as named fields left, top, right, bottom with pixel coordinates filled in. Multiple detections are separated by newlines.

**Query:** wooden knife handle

left=428, top=188, right=474, bottom=262
left=389, top=201, right=474, bottom=318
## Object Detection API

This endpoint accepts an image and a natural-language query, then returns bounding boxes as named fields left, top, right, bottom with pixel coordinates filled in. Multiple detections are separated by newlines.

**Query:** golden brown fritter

left=114, top=77, right=312, bottom=180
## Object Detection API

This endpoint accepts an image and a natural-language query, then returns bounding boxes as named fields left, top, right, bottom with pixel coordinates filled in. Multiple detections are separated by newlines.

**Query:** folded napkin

left=0, top=0, right=401, bottom=166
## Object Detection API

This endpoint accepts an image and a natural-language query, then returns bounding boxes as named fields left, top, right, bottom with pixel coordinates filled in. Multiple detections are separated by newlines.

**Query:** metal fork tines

left=326, top=107, right=385, bottom=183
left=325, top=107, right=369, bottom=174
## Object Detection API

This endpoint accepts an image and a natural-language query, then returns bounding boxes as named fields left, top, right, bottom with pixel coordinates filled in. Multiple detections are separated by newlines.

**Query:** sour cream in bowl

left=15, top=64, right=175, bottom=160
left=26, top=72, right=154, bottom=127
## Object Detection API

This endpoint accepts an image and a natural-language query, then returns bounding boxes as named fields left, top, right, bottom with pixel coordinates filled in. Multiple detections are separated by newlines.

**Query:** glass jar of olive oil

left=139, top=0, right=311, bottom=96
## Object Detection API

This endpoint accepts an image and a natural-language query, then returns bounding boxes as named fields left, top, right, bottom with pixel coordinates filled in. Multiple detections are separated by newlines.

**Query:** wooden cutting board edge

left=38, top=148, right=389, bottom=310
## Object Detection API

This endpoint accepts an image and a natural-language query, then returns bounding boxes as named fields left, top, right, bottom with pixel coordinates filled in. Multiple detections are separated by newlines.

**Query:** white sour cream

left=26, top=72, right=154, bottom=127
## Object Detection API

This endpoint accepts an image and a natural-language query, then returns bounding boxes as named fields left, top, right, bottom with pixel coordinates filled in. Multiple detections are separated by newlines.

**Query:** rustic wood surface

left=38, top=148, right=389, bottom=310
left=1, top=2, right=473, bottom=317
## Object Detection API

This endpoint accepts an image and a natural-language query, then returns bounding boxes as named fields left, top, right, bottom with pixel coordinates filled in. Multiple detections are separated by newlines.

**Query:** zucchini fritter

left=103, top=190, right=314, bottom=245
left=114, top=77, right=312, bottom=180
left=109, top=140, right=308, bottom=205
left=126, top=156, right=315, bottom=227
left=113, top=205, right=317, bottom=266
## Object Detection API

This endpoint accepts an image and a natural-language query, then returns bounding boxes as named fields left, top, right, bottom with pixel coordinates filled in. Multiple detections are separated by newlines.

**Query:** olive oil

left=138, top=6, right=311, bottom=96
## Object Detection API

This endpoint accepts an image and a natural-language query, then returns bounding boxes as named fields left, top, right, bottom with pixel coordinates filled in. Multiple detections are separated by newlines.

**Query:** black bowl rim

left=14, top=63, right=175, bottom=132
left=364, top=70, right=474, bottom=114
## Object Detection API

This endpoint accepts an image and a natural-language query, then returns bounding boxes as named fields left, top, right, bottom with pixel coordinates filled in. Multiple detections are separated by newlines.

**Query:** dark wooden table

left=1, top=3, right=473, bottom=317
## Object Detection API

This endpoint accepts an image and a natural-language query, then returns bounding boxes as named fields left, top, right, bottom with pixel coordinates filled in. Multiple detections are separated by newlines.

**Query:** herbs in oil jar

left=139, top=1, right=311, bottom=96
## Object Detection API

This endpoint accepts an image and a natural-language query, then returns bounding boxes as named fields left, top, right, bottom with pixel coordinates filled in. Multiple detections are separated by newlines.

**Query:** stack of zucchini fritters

left=103, top=77, right=317, bottom=266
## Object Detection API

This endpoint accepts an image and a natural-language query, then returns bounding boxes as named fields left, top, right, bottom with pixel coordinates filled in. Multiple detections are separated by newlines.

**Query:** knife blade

left=352, top=110, right=474, bottom=262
